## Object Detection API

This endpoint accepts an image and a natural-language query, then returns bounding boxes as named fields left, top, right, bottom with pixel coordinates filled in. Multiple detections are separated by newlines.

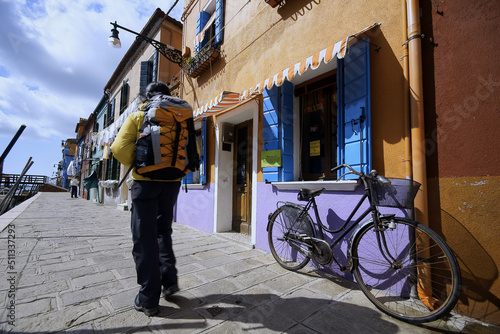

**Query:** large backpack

left=134, top=95, right=200, bottom=180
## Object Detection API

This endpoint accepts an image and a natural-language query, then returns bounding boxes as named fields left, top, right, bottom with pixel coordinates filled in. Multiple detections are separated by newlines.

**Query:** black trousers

left=71, top=186, right=78, bottom=198
left=130, top=180, right=181, bottom=308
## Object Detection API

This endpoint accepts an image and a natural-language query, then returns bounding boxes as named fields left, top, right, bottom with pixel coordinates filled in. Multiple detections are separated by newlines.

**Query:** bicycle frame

left=281, top=176, right=394, bottom=271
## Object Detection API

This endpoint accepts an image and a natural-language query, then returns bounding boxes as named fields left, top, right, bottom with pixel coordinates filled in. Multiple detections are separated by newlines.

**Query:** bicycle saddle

left=298, top=188, right=325, bottom=201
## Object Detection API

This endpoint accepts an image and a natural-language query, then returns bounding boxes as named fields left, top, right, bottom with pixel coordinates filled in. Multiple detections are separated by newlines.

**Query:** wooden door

left=232, top=121, right=252, bottom=234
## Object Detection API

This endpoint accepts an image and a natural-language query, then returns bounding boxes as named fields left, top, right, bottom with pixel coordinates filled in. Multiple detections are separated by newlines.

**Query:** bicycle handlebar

left=330, top=164, right=363, bottom=176
left=331, top=164, right=392, bottom=186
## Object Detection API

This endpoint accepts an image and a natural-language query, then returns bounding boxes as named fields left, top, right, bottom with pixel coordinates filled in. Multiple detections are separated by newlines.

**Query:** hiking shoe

left=134, top=295, right=159, bottom=316
left=162, top=284, right=179, bottom=299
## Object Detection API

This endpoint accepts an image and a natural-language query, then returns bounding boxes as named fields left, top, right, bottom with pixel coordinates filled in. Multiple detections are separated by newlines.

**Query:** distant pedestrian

left=70, top=177, right=79, bottom=198
left=111, top=82, right=183, bottom=317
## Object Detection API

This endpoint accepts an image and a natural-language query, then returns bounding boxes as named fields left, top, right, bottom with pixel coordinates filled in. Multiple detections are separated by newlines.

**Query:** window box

left=270, top=180, right=360, bottom=192
left=265, top=0, right=282, bottom=8
left=187, top=45, right=220, bottom=78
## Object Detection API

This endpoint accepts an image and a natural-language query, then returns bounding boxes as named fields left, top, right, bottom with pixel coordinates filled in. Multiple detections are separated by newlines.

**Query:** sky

left=0, top=0, right=183, bottom=178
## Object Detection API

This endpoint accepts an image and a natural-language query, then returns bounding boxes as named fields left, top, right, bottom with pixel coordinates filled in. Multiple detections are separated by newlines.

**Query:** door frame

left=232, top=120, right=253, bottom=234
left=213, top=97, right=260, bottom=245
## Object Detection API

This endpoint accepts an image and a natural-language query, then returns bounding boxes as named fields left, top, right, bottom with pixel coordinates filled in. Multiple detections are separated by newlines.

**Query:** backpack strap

left=171, top=121, right=181, bottom=167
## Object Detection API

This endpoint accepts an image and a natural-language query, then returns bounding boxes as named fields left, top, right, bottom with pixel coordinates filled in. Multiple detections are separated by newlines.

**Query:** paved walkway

left=0, top=192, right=490, bottom=333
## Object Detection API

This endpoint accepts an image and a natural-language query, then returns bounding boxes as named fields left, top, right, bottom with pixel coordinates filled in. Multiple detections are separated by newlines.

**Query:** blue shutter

left=215, top=0, right=224, bottom=47
left=183, top=118, right=206, bottom=185
left=262, top=86, right=280, bottom=182
left=140, top=61, right=152, bottom=93
left=281, top=81, right=294, bottom=181
left=152, top=50, right=159, bottom=83
left=184, top=172, right=193, bottom=184
left=337, top=39, right=371, bottom=179
left=196, top=11, right=211, bottom=52
left=200, top=117, right=207, bottom=184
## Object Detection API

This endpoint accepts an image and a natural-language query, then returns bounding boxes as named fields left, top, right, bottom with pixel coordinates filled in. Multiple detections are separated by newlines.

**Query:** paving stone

left=0, top=193, right=473, bottom=333
left=60, top=280, right=123, bottom=306
left=190, top=279, right=241, bottom=303
left=49, top=265, right=97, bottom=281
left=72, top=271, right=117, bottom=289
left=16, top=280, right=69, bottom=301
left=233, top=301, right=298, bottom=333
left=16, top=297, right=53, bottom=318
left=150, top=309, right=218, bottom=334
left=106, top=287, right=137, bottom=311
left=193, top=267, right=228, bottom=283
left=258, top=272, right=309, bottom=294
left=39, top=259, right=89, bottom=274
left=230, top=266, right=280, bottom=289
left=219, top=258, right=264, bottom=275
left=14, top=301, right=107, bottom=332
left=269, top=287, right=332, bottom=323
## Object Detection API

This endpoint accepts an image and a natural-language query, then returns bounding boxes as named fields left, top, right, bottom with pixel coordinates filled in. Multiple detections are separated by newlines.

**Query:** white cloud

left=0, top=0, right=183, bottom=176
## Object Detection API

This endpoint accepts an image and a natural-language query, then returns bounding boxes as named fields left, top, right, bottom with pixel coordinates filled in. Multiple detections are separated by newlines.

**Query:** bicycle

left=267, top=164, right=461, bottom=323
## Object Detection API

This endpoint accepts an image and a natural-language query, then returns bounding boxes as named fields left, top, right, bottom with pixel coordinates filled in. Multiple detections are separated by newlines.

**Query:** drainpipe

left=407, top=0, right=441, bottom=310
left=401, top=1, right=412, bottom=181
left=406, top=0, right=428, bottom=227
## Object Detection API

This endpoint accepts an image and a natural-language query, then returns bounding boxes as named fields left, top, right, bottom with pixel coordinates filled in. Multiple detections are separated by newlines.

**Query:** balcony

left=186, top=44, right=220, bottom=78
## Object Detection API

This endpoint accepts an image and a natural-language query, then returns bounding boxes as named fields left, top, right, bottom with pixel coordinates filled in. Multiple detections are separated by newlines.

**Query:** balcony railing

left=185, top=44, right=220, bottom=78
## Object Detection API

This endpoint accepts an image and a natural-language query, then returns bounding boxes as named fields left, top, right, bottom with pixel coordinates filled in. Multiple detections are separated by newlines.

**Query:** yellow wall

left=182, top=0, right=409, bottom=177
left=181, top=0, right=500, bottom=325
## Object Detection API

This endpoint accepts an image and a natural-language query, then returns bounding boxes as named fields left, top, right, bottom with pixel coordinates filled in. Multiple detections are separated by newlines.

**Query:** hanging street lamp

left=108, top=21, right=183, bottom=66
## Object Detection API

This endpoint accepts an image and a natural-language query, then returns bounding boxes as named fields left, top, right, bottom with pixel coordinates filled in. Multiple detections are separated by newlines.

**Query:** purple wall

left=254, top=182, right=408, bottom=278
left=175, top=181, right=410, bottom=280
left=175, top=183, right=214, bottom=233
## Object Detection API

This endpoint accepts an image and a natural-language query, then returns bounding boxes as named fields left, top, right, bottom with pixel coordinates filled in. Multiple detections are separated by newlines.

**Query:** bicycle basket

left=371, top=178, right=421, bottom=209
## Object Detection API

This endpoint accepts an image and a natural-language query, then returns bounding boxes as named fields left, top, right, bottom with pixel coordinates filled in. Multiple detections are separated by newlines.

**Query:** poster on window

left=261, top=149, right=282, bottom=167
left=310, top=140, right=320, bottom=157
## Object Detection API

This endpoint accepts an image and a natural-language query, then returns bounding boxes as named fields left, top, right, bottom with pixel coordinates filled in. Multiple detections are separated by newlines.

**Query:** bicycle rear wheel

left=352, top=218, right=461, bottom=323
left=268, top=204, right=315, bottom=271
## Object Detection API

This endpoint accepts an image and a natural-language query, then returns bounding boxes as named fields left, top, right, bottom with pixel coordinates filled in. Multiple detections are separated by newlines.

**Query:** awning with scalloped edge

left=192, top=23, right=380, bottom=120
left=240, top=22, right=380, bottom=100
left=193, top=91, right=240, bottom=121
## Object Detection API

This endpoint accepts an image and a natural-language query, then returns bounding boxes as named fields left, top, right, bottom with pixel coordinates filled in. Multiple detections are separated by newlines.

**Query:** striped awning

left=194, top=12, right=216, bottom=46
left=193, top=91, right=240, bottom=120
left=192, top=23, right=380, bottom=120
left=240, top=22, right=380, bottom=100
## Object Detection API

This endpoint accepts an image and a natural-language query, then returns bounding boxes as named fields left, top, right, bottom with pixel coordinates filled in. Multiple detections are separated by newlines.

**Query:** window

left=184, top=118, right=207, bottom=185
left=262, top=39, right=372, bottom=182
left=119, top=80, right=129, bottom=114
left=106, top=99, right=115, bottom=127
left=195, top=0, right=224, bottom=54
left=297, top=72, right=338, bottom=180
left=105, top=155, right=120, bottom=181
left=140, top=51, right=159, bottom=93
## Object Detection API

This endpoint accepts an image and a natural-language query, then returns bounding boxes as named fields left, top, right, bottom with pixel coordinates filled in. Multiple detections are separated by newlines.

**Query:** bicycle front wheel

left=352, top=218, right=461, bottom=323
left=268, top=204, right=315, bottom=271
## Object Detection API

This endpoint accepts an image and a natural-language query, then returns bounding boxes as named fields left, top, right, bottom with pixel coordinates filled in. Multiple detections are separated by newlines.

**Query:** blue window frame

left=262, top=39, right=371, bottom=181
left=184, top=118, right=207, bottom=185
left=196, top=0, right=224, bottom=53
left=262, top=81, right=294, bottom=182
left=337, top=39, right=372, bottom=178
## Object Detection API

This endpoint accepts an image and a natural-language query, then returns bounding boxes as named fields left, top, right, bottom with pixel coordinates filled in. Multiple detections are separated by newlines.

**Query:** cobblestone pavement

left=0, top=192, right=493, bottom=333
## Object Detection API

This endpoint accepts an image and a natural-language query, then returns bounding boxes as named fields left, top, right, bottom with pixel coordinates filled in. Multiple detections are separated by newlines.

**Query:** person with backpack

left=111, top=81, right=197, bottom=316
